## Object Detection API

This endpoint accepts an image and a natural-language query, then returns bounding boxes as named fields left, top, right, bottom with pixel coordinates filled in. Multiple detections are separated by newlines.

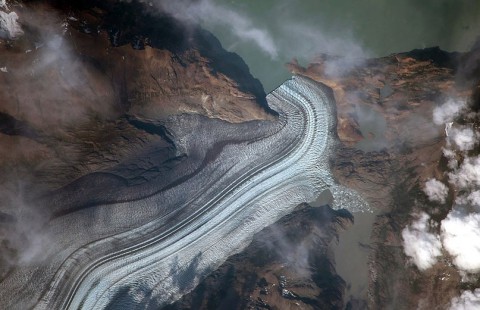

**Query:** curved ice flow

left=35, top=76, right=367, bottom=309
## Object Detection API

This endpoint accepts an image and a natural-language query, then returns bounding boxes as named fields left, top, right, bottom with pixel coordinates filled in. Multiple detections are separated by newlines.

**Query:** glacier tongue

left=33, top=76, right=368, bottom=309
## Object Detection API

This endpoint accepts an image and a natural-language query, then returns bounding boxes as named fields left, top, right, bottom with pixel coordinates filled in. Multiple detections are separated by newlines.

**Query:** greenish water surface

left=204, top=0, right=480, bottom=92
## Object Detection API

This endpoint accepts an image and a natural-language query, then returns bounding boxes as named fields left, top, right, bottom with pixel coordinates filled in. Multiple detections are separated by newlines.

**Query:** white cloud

left=443, top=148, right=459, bottom=169
left=450, top=289, right=480, bottom=310
left=449, top=156, right=480, bottom=190
left=433, top=99, right=466, bottom=125
left=448, top=127, right=477, bottom=151
left=424, top=178, right=449, bottom=204
left=456, top=191, right=480, bottom=209
left=402, top=212, right=442, bottom=271
left=0, top=10, right=22, bottom=39
left=443, top=148, right=456, bottom=158
left=441, top=209, right=480, bottom=272
left=276, top=23, right=368, bottom=76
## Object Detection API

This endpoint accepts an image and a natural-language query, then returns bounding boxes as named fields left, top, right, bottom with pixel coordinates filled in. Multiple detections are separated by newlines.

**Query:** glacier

left=1, top=76, right=368, bottom=309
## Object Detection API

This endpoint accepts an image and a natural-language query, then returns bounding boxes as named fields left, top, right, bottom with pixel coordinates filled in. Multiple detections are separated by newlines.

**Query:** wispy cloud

left=261, top=224, right=312, bottom=277
left=432, top=99, right=466, bottom=125
left=277, top=23, right=368, bottom=77
left=156, top=0, right=369, bottom=73
left=1, top=8, right=116, bottom=127
left=0, top=185, right=50, bottom=267
left=158, top=0, right=278, bottom=58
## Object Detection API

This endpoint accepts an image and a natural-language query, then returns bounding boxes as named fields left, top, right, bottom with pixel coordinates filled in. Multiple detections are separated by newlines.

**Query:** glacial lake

left=206, top=0, right=480, bottom=92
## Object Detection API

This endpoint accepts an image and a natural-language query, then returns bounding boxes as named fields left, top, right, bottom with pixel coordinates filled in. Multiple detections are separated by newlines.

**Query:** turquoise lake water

left=203, top=0, right=480, bottom=92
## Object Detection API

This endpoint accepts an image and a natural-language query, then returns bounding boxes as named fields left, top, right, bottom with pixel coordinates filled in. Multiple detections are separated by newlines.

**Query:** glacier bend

left=0, top=76, right=368, bottom=309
